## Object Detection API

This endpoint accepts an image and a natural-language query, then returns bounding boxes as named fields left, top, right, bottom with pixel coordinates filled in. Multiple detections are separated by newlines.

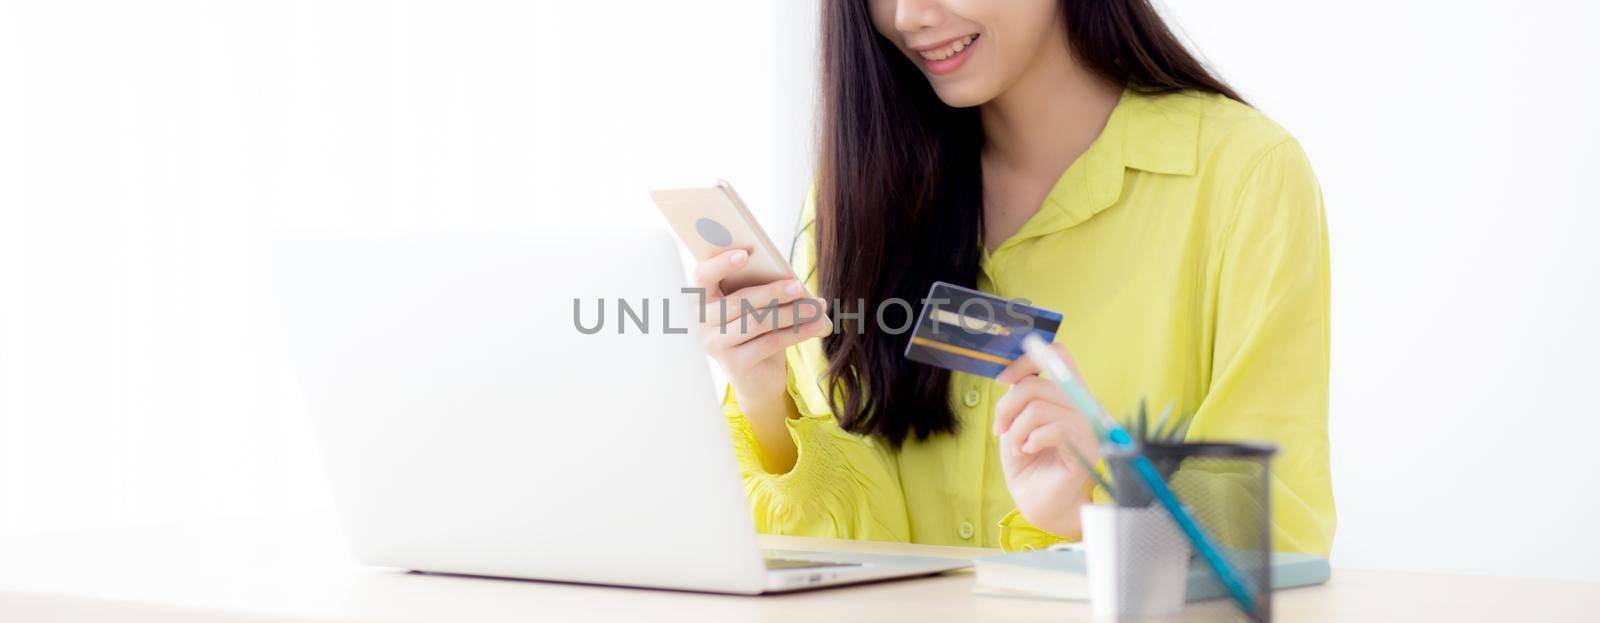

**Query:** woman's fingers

left=1005, top=403, right=1091, bottom=459
left=994, top=376, right=1062, bottom=435
left=706, top=299, right=829, bottom=350
left=995, top=376, right=1098, bottom=461
left=724, top=319, right=831, bottom=372
left=691, top=254, right=832, bottom=378
left=690, top=248, right=750, bottom=301
left=1002, top=402, right=1054, bottom=456
left=1021, top=421, right=1071, bottom=454
left=709, top=279, right=812, bottom=326
left=1027, top=419, right=1102, bottom=471
left=995, top=341, right=1082, bottom=385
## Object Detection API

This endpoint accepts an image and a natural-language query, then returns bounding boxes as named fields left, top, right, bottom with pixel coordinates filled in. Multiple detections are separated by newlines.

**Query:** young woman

left=693, top=0, right=1334, bottom=554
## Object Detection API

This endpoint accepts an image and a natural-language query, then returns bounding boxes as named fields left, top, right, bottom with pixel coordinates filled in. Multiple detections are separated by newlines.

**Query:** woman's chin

left=928, top=79, right=1000, bottom=109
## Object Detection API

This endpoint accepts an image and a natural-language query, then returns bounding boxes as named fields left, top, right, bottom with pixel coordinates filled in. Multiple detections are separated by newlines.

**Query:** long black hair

left=813, top=0, right=1240, bottom=448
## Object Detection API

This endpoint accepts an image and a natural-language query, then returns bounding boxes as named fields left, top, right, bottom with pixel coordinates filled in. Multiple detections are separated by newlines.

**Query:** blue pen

left=1021, top=335, right=1258, bottom=619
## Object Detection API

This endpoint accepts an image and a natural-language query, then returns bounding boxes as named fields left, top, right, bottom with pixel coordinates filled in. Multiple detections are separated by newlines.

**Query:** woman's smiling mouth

left=912, top=34, right=979, bottom=76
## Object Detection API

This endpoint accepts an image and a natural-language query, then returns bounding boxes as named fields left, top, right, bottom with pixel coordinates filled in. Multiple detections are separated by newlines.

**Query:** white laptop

left=268, top=226, right=968, bottom=594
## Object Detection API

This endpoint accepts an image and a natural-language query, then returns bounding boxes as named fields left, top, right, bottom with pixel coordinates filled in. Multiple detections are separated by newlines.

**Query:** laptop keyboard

left=763, top=557, right=862, bottom=570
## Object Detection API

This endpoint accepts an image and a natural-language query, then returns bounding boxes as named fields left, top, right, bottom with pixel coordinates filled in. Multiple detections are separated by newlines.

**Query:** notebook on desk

left=974, top=547, right=1330, bottom=601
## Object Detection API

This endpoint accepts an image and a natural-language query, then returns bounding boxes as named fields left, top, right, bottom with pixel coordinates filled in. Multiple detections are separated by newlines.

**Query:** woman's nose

left=894, top=0, right=946, bottom=33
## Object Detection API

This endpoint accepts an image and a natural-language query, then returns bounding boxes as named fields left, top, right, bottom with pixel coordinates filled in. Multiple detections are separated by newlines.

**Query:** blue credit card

left=902, top=281, right=1063, bottom=379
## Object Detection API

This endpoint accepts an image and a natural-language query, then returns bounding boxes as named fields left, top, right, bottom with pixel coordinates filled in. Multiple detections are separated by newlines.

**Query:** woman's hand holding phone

left=693, top=248, right=830, bottom=473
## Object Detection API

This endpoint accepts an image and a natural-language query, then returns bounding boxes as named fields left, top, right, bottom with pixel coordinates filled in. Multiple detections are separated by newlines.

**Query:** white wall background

left=0, top=0, right=818, bottom=534
left=1161, top=1, right=1600, bottom=581
left=2, top=0, right=1597, bottom=584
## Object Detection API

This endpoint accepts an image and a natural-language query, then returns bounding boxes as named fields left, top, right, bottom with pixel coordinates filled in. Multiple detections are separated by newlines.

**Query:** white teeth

left=918, top=34, right=976, bottom=62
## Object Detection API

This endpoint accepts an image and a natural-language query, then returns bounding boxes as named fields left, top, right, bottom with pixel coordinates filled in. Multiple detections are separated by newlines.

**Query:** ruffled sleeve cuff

left=722, top=383, right=836, bottom=501
left=997, top=509, right=1071, bottom=552
left=721, top=383, right=909, bottom=541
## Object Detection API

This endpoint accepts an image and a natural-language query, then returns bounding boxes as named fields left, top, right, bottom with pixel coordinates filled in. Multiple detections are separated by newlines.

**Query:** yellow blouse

left=722, top=89, right=1335, bottom=554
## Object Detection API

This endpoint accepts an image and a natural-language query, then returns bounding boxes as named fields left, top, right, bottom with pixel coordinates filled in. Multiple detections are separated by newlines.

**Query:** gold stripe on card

left=909, top=336, right=1014, bottom=366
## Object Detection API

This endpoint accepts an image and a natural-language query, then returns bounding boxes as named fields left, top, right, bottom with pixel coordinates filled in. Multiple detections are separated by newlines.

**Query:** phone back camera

left=695, top=217, right=733, bottom=247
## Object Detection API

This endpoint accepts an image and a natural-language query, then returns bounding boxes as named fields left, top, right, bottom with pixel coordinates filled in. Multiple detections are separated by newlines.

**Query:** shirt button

left=962, top=388, right=981, bottom=407
left=958, top=521, right=975, bottom=540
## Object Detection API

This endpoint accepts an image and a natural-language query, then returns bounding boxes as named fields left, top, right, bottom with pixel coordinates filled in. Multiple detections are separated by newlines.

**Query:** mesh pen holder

left=1092, top=442, right=1278, bottom=622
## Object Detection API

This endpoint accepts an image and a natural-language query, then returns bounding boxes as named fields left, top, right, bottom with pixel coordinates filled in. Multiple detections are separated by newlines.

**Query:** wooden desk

left=0, top=515, right=1591, bottom=622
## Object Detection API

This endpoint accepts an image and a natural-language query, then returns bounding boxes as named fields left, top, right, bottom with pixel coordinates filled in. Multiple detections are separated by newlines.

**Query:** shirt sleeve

left=1001, top=139, right=1334, bottom=555
left=720, top=191, right=911, bottom=542
left=1192, top=138, right=1337, bottom=555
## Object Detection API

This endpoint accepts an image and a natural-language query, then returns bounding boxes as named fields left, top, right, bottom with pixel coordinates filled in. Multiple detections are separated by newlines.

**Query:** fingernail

left=786, top=281, right=805, bottom=296
left=730, top=250, right=748, bottom=264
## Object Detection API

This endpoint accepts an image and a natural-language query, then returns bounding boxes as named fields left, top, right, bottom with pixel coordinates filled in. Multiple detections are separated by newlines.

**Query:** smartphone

left=650, top=180, right=803, bottom=295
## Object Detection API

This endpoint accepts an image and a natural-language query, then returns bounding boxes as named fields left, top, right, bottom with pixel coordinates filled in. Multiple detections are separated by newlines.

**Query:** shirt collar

left=1120, top=89, right=1203, bottom=176
left=989, top=89, right=1203, bottom=257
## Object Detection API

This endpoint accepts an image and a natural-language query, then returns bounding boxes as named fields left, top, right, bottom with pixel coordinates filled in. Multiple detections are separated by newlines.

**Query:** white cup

left=1081, top=503, right=1192, bottom=618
